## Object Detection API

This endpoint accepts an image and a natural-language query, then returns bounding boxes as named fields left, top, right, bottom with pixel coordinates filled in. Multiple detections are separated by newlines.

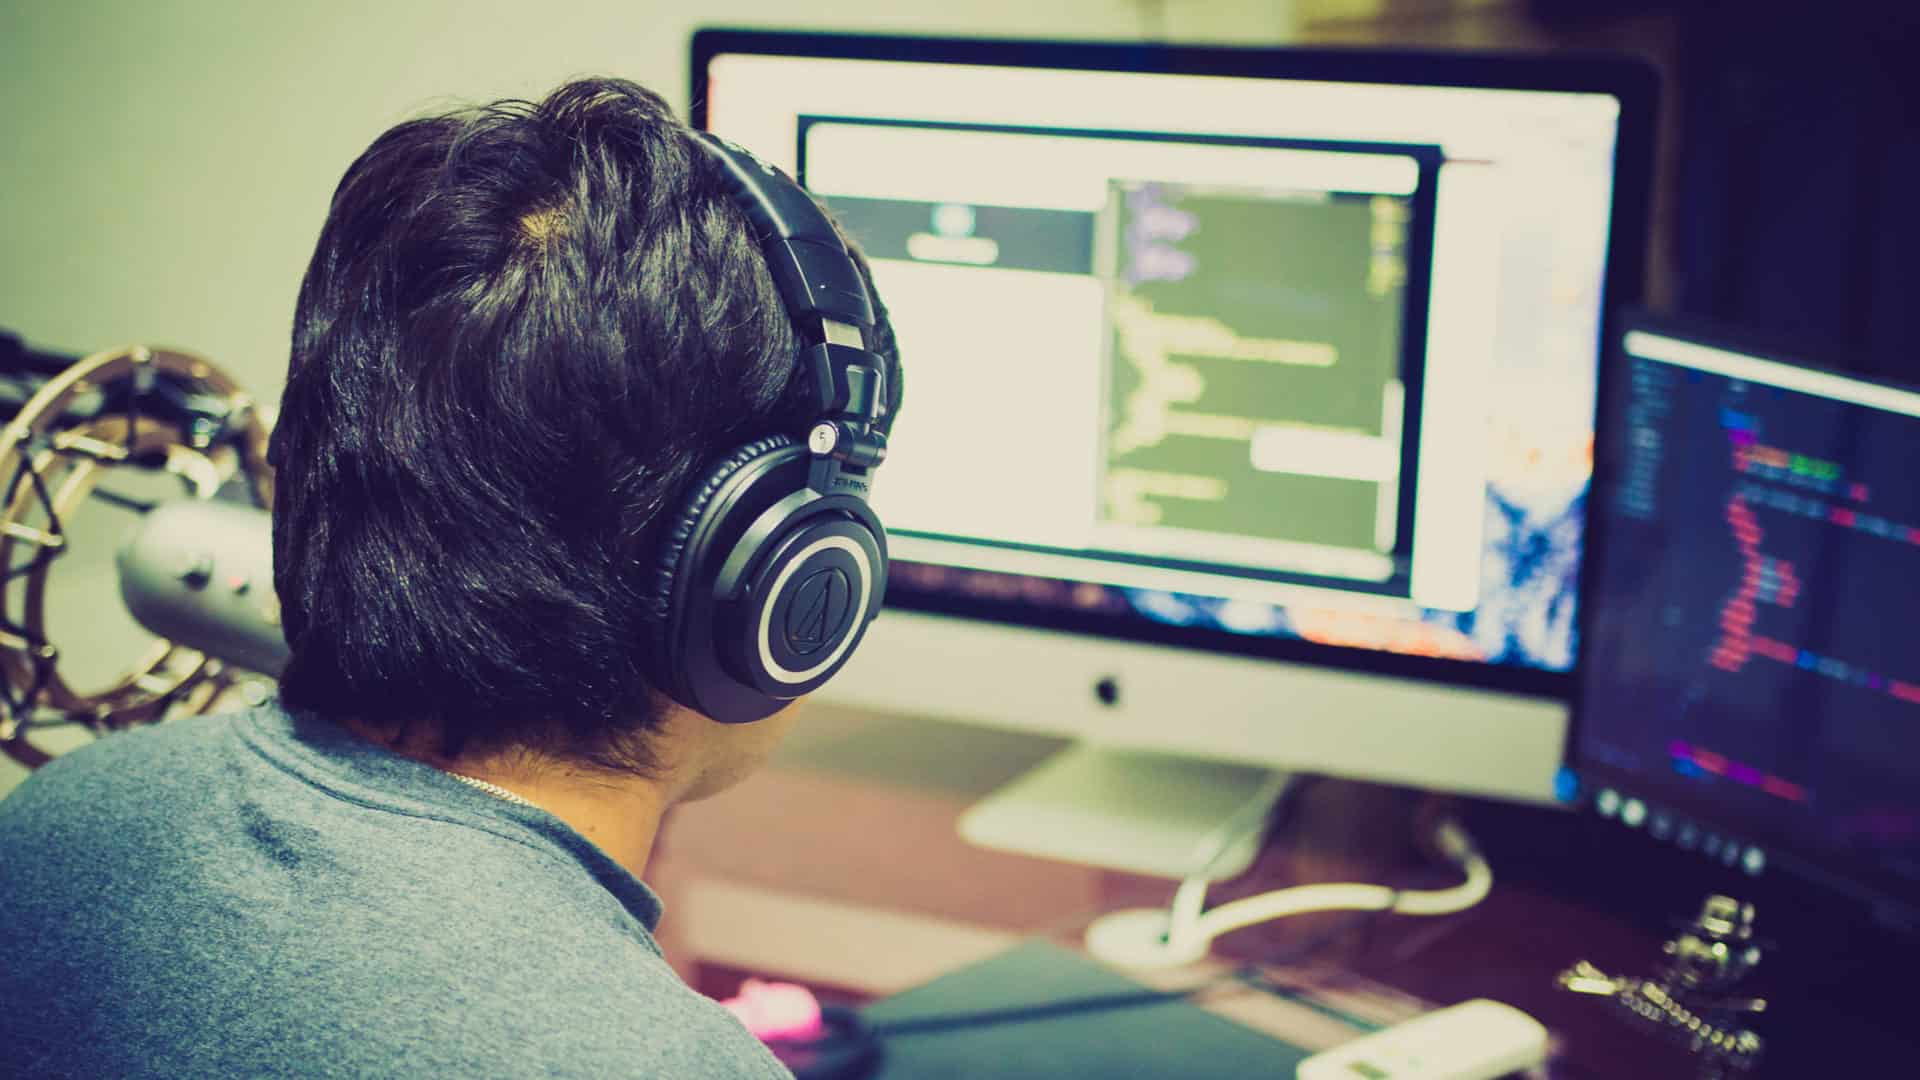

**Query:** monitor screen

left=1577, top=317, right=1920, bottom=919
left=696, top=34, right=1650, bottom=691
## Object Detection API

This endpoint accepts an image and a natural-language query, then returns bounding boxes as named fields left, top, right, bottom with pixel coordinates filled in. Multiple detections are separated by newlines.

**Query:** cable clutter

left=1085, top=793, right=1494, bottom=971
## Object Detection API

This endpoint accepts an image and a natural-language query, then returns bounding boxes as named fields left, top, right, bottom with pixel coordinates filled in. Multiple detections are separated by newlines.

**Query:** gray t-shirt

left=0, top=703, right=791, bottom=1079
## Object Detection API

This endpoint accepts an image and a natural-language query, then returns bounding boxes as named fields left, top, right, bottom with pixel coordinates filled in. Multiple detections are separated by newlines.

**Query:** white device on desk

left=1296, top=998, right=1549, bottom=1080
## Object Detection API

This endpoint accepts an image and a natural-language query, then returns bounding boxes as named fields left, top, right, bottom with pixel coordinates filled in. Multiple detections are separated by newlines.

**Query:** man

left=0, top=77, right=901, bottom=1077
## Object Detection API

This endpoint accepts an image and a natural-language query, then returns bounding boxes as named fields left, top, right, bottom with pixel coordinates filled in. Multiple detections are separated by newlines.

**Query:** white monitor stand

left=957, top=743, right=1289, bottom=881
left=821, top=610, right=1564, bottom=885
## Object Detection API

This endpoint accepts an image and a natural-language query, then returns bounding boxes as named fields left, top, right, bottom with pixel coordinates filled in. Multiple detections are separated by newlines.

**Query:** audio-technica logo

left=785, top=568, right=853, bottom=655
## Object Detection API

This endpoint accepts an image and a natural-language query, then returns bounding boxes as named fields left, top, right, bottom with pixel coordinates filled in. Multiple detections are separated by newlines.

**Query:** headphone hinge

left=805, top=430, right=884, bottom=498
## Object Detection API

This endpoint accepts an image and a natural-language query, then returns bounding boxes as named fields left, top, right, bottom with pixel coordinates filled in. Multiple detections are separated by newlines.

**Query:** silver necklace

left=448, top=771, right=539, bottom=809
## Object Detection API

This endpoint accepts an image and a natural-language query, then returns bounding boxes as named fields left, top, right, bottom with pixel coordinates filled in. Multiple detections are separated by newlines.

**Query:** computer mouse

left=722, top=979, right=883, bottom=1080
left=768, top=1004, right=882, bottom=1080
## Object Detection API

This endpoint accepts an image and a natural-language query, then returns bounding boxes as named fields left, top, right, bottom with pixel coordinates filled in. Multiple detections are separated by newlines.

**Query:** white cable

left=1170, top=818, right=1491, bottom=956
left=1160, top=772, right=1291, bottom=952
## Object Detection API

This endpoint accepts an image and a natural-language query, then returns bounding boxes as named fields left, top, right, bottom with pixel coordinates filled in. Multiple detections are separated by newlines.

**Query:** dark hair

left=271, top=77, right=901, bottom=771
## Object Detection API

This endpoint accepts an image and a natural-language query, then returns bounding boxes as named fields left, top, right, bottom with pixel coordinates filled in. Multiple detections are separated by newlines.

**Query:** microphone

left=0, top=342, right=276, bottom=770
left=118, top=500, right=288, bottom=677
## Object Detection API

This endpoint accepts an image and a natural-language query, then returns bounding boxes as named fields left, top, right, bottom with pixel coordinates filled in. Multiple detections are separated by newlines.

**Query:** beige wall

left=1, top=1, right=1301, bottom=400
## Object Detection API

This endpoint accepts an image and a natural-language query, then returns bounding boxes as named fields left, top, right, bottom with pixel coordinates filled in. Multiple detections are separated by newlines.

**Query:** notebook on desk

left=860, top=940, right=1314, bottom=1079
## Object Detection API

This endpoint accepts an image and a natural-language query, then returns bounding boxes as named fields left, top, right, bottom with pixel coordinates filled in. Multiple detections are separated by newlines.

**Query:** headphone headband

left=692, top=133, right=872, bottom=335
left=691, top=132, right=889, bottom=486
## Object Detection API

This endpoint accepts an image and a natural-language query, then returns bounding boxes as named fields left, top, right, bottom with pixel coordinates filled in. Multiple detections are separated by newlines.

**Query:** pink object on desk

left=720, top=979, right=827, bottom=1042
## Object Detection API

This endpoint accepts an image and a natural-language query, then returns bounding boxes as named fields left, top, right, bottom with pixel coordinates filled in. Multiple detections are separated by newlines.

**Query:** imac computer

left=1574, top=313, right=1920, bottom=932
left=694, top=30, right=1655, bottom=878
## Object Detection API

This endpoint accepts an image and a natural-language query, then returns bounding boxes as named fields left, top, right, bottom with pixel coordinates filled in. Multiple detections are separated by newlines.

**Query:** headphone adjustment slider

left=806, top=421, right=887, bottom=469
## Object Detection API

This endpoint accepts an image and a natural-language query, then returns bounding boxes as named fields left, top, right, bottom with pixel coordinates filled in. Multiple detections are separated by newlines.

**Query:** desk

left=651, top=705, right=1701, bottom=1076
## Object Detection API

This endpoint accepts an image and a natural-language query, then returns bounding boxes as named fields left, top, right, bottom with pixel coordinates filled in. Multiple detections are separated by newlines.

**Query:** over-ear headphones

left=646, top=132, right=891, bottom=724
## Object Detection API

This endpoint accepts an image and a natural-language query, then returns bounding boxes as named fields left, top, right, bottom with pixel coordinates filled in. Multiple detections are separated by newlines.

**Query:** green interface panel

left=1100, top=181, right=1414, bottom=561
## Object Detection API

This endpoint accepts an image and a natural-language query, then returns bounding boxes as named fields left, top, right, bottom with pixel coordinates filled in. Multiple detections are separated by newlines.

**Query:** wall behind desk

left=0, top=1, right=1298, bottom=401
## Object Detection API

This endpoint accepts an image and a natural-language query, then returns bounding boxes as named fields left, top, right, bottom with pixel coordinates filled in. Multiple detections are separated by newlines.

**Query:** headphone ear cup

left=722, top=512, right=885, bottom=698
left=647, top=434, right=797, bottom=692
